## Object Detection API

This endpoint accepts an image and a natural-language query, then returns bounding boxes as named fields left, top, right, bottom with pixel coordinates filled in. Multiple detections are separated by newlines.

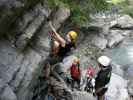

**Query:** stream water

left=106, top=37, right=133, bottom=66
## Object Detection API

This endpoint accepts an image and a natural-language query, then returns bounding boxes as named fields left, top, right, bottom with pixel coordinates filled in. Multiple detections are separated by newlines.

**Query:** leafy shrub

left=48, top=0, right=109, bottom=27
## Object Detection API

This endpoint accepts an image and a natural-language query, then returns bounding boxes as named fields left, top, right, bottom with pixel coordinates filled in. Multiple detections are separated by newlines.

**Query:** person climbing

left=49, top=30, right=77, bottom=59
left=44, top=21, right=78, bottom=79
left=95, top=56, right=112, bottom=100
left=70, top=58, right=81, bottom=91
left=84, top=65, right=95, bottom=93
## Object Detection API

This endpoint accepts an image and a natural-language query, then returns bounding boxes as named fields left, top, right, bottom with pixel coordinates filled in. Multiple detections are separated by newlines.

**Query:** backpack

left=70, top=64, right=81, bottom=79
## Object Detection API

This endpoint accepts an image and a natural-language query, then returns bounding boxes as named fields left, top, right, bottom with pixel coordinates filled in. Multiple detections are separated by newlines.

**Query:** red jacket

left=70, top=64, right=81, bottom=79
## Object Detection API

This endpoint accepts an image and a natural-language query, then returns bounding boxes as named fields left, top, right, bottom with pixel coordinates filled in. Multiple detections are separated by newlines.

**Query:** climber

left=44, top=21, right=78, bottom=79
left=70, top=58, right=81, bottom=91
left=47, top=30, right=77, bottom=67
left=49, top=30, right=77, bottom=59
left=84, top=65, right=95, bottom=93
left=95, top=56, right=112, bottom=100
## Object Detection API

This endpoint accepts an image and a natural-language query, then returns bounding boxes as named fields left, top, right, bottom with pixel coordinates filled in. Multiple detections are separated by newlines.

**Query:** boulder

left=105, top=73, right=129, bottom=100
left=111, top=63, right=124, bottom=77
left=107, top=30, right=124, bottom=48
left=110, top=15, right=133, bottom=29
left=52, top=7, right=70, bottom=29
left=49, top=77, right=72, bottom=100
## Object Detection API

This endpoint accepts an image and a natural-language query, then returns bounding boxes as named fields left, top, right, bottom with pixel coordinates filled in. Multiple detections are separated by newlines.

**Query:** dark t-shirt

left=95, top=66, right=112, bottom=89
left=57, top=42, right=74, bottom=58
left=46, top=41, right=74, bottom=66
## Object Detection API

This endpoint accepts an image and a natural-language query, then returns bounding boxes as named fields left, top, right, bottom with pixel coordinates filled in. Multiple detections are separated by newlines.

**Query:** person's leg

left=101, top=95, right=105, bottom=100
left=84, top=78, right=88, bottom=91
left=77, top=78, right=81, bottom=90
left=97, top=96, right=100, bottom=100
left=97, top=88, right=107, bottom=100
left=130, top=95, right=133, bottom=100
left=43, top=55, right=61, bottom=79
left=97, top=95, right=104, bottom=100
left=46, top=56, right=61, bottom=66
left=87, top=78, right=91, bottom=92
left=43, top=63, right=51, bottom=79
left=71, top=78, right=75, bottom=91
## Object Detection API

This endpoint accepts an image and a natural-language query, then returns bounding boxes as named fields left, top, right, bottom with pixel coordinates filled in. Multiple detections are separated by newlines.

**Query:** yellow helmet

left=68, top=31, right=77, bottom=41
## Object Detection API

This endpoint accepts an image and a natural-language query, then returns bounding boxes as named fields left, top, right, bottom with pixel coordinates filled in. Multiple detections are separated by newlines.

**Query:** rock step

left=72, top=91, right=96, bottom=100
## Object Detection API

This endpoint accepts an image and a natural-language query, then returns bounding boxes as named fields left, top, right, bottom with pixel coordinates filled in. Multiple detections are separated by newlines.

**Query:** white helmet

left=98, top=56, right=111, bottom=67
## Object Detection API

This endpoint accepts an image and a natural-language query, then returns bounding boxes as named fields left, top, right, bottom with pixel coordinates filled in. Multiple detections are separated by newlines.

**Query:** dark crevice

left=8, top=67, right=22, bottom=89
left=110, top=25, right=133, bottom=30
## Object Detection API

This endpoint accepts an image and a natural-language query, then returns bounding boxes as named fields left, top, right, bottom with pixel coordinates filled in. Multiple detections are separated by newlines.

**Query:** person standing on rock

left=44, top=26, right=78, bottom=79
left=84, top=65, right=95, bottom=93
left=95, top=56, right=112, bottom=100
left=70, top=58, right=81, bottom=91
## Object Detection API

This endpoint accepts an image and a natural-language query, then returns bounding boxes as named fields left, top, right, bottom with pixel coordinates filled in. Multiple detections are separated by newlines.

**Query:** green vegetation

left=48, top=0, right=133, bottom=27
left=48, top=0, right=109, bottom=27
left=119, top=0, right=133, bottom=17
left=106, top=0, right=125, bottom=4
left=108, top=0, right=133, bottom=17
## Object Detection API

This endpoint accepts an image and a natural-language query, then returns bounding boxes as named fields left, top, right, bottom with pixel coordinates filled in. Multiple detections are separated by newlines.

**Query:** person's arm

left=52, top=31, right=66, bottom=47
left=49, top=21, right=66, bottom=47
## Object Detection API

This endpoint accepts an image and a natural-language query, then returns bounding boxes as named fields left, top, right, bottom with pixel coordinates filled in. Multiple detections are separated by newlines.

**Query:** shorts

left=45, top=55, right=62, bottom=66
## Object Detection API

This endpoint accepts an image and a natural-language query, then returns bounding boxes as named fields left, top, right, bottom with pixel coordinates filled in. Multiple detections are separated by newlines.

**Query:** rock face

left=0, top=39, right=42, bottom=100
left=0, top=0, right=44, bottom=34
left=0, top=85, right=17, bottom=100
left=0, top=0, right=70, bottom=100
left=35, top=7, right=70, bottom=53
left=107, top=30, right=124, bottom=48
